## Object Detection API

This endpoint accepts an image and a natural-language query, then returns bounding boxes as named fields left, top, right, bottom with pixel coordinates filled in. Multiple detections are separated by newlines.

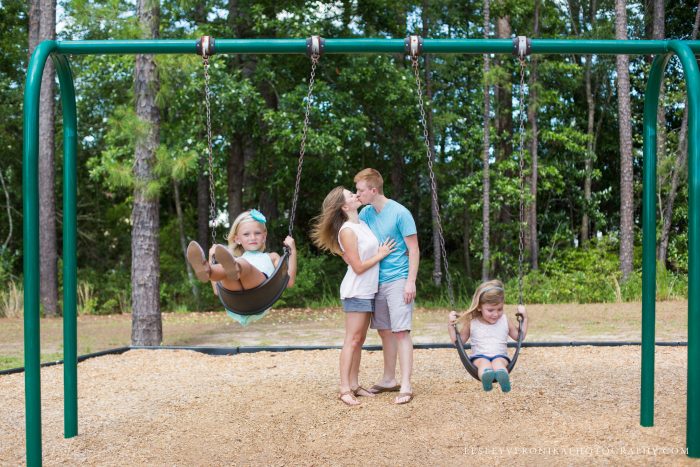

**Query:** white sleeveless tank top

left=338, top=221, right=379, bottom=300
left=470, top=314, right=509, bottom=357
left=240, top=250, right=275, bottom=277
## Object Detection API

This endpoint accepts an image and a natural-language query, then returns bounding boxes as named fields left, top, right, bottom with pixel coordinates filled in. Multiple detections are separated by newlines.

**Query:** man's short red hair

left=353, top=168, right=384, bottom=195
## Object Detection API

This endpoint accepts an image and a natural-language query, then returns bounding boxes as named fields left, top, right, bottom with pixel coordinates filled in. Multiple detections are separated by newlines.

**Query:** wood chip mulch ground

left=0, top=346, right=695, bottom=466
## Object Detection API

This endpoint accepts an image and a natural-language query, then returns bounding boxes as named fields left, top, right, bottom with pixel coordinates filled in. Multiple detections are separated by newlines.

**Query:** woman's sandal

left=186, top=241, right=211, bottom=282
left=214, top=244, right=241, bottom=281
left=338, top=390, right=360, bottom=406
left=352, top=386, right=376, bottom=397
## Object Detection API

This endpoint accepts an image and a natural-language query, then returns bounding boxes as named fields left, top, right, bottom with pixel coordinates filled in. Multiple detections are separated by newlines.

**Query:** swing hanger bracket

left=306, top=36, right=325, bottom=57
left=512, top=35, right=531, bottom=59
left=196, top=35, right=216, bottom=58
left=405, top=35, right=424, bottom=58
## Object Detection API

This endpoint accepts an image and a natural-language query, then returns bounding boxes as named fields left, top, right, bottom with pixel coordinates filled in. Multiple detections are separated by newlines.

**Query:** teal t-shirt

left=359, top=199, right=417, bottom=284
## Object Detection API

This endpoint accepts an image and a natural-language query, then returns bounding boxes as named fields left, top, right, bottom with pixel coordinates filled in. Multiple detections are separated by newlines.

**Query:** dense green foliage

left=1, top=0, right=697, bottom=315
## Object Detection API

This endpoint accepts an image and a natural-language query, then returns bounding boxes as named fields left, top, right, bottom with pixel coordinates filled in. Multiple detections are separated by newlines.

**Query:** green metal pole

left=23, top=40, right=57, bottom=467
left=46, top=38, right=700, bottom=56
left=668, top=40, right=700, bottom=458
left=53, top=53, right=78, bottom=439
left=641, top=54, right=669, bottom=427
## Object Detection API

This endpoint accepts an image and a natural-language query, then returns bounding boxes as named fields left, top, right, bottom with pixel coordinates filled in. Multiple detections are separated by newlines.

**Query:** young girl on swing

left=447, top=280, right=528, bottom=392
left=186, top=209, right=297, bottom=325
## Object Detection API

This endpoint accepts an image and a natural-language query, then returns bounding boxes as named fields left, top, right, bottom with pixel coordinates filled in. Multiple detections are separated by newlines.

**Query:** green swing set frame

left=23, top=37, right=700, bottom=465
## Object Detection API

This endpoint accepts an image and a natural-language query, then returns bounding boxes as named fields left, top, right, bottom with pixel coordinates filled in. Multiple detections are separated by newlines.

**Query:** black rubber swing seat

left=215, top=250, right=290, bottom=316
left=453, top=313, right=525, bottom=381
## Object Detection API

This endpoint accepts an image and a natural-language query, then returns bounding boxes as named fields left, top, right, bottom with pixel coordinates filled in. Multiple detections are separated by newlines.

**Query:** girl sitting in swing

left=186, top=209, right=297, bottom=325
left=447, top=280, right=528, bottom=392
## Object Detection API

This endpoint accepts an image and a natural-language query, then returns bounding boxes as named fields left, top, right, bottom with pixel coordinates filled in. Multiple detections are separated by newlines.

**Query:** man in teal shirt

left=355, top=168, right=419, bottom=404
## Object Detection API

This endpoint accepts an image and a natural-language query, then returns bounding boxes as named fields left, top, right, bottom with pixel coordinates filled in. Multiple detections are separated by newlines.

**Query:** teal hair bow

left=249, top=209, right=266, bottom=224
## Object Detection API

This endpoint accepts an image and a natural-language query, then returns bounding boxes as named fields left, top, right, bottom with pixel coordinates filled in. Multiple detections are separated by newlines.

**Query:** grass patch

left=0, top=355, right=23, bottom=371
left=0, top=353, right=66, bottom=372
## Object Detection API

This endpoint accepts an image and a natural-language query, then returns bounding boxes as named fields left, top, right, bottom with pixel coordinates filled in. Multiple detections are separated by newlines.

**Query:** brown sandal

left=214, top=244, right=241, bottom=281
left=367, top=384, right=401, bottom=394
left=352, top=386, right=375, bottom=397
left=338, top=390, right=360, bottom=406
left=187, top=241, right=211, bottom=282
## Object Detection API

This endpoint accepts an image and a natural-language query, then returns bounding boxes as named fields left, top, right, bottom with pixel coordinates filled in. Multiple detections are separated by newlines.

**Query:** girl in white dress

left=186, top=209, right=297, bottom=325
left=448, top=280, right=528, bottom=392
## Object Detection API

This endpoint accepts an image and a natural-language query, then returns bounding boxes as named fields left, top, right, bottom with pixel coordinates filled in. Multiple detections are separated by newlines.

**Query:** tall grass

left=0, top=280, right=23, bottom=318
left=77, top=281, right=97, bottom=315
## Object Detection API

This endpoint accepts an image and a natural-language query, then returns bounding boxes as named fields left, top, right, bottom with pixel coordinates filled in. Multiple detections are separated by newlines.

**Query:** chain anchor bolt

left=306, top=36, right=325, bottom=57
left=405, top=35, right=424, bottom=58
left=196, top=36, right=216, bottom=58
left=512, top=35, right=531, bottom=59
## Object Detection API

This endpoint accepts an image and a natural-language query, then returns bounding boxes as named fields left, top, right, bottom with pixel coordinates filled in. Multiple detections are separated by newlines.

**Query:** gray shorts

left=342, top=297, right=374, bottom=312
left=370, top=279, right=413, bottom=332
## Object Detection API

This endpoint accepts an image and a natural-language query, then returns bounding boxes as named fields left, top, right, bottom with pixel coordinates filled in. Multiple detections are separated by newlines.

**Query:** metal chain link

left=411, top=55, right=456, bottom=310
left=203, top=55, right=217, bottom=248
left=517, top=56, right=527, bottom=306
left=288, top=53, right=319, bottom=239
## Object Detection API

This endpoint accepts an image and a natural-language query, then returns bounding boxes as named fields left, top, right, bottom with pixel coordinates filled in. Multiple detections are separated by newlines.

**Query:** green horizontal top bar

left=52, top=38, right=700, bottom=56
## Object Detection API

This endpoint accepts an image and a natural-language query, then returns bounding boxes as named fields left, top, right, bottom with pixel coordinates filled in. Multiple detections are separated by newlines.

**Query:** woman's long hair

left=310, top=186, right=349, bottom=256
left=457, top=279, right=505, bottom=323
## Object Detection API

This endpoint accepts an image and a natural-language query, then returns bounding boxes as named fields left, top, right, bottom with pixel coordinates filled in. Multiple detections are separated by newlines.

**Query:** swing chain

left=289, top=52, right=320, bottom=238
left=516, top=52, right=528, bottom=306
left=410, top=51, right=456, bottom=310
left=203, top=53, right=217, bottom=248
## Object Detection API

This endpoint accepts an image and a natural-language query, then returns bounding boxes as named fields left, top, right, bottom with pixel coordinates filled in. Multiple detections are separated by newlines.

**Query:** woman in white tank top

left=312, top=187, right=396, bottom=406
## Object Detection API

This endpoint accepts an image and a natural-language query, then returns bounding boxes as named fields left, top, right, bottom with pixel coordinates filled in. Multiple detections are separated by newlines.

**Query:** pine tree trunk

left=391, top=127, right=405, bottom=201
left=495, top=16, right=513, bottom=167
left=0, top=170, right=11, bottom=249
left=197, top=170, right=210, bottom=250
left=227, top=0, right=250, bottom=224
left=528, top=0, right=540, bottom=270
left=463, top=153, right=473, bottom=278
left=582, top=53, right=594, bottom=245
left=131, top=0, right=162, bottom=346
left=227, top=139, right=244, bottom=222
left=650, top=0, right=666, bottom=254
left=29, top=0, right=58, bottom=316
left=422, top=1, right=442, bottom=286
left=482, top=0, right=492, bottom=281
left=658, top=1, right=700, bottom=265
left=653, top=0, right=667, bottom=185
left=494, top=14, right=513, bottom=271
left=615, top=0, right=634, bottom=281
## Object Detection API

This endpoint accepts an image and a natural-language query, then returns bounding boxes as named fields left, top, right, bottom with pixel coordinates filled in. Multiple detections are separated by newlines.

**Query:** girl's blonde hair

left=226, top=210, right=267, bottom=257
left=310, top=186, right=349, bottom=256
left=457, top=279, right=505, bottom=323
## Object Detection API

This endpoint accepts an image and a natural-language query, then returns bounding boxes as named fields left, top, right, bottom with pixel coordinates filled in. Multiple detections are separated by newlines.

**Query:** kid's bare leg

left=213, top=259, right=266, bottom=291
